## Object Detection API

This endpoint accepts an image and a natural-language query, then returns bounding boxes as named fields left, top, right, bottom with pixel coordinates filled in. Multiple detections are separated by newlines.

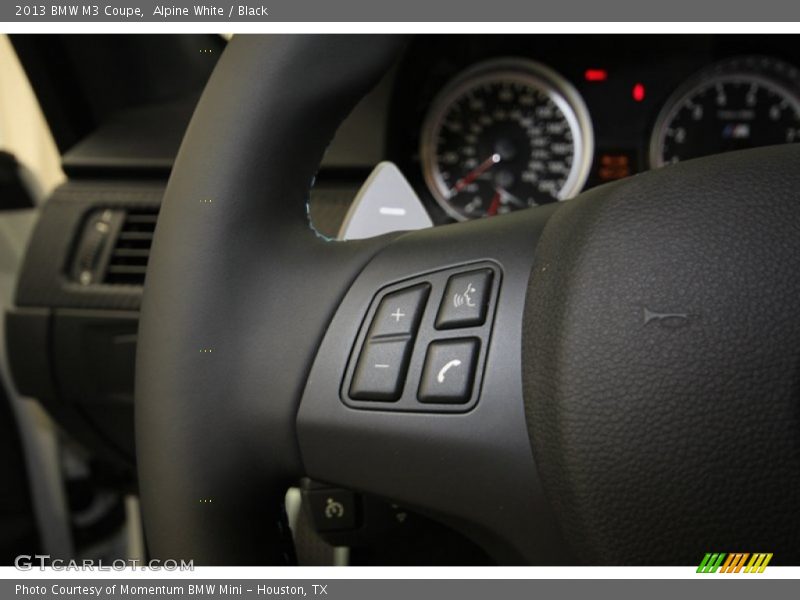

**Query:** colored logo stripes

left=697, top=553, right=773, bottom=573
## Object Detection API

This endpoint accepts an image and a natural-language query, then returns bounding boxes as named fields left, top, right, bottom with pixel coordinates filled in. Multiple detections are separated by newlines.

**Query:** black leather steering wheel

left=136, top=35, right=800, bottom=565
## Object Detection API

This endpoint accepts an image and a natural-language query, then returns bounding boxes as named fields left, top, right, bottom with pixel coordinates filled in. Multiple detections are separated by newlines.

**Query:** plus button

left=390, top=308, right=406, bottom=322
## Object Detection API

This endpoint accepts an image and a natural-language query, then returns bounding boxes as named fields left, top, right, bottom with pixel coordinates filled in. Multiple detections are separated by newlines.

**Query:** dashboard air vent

left=103, top=207, right=159, bottom=286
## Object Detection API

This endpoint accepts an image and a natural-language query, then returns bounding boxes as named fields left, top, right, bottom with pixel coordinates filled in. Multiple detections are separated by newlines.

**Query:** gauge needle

left=449, top=153, right=501, bottom=196
left=495, top=186, right=525, bottom=208
left=486, top=191, right=501, bottom=216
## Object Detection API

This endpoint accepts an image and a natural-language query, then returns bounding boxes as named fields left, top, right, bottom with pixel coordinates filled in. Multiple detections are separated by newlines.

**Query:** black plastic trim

left=15, top=181, right=163, bottom=311
left=341, top=261, right=501, bottom=413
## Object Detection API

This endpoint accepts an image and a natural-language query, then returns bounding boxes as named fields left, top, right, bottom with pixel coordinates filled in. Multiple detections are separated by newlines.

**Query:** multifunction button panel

left=342, top=263, right=500, bottom=413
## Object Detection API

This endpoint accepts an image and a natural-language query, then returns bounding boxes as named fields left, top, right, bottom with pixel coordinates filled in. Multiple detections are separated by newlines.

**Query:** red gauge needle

left=486, top=190, right=501, bottom=217
left=449, top=153, right=501, bottom=196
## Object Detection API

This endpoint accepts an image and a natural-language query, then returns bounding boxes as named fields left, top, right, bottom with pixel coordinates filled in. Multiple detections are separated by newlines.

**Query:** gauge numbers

left=420, top=59, right=594, bottom=221
left=651, top=58, right=800, bottom=168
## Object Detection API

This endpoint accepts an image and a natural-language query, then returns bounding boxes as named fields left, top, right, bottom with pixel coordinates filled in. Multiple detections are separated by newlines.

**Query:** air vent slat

left=111, top=248, right=151, bottom=258
left=117, top=231, right=154, bottom=241
left=123, top=214, right=158, bottom=225
left=106, top=266, right=148, bottom=275
left=103, top=207, right=159, bottom=286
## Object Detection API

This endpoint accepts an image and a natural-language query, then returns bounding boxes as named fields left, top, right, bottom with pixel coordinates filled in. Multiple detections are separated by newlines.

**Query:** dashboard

left=8, top=33, right=800, bottom=469
left=384, top=35, right=800, bottom=224
left=5, top=33, right=800, bottom=566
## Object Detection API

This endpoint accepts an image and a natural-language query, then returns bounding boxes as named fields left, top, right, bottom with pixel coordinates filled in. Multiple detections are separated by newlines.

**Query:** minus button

left=349, top=340, right=411, bottom=401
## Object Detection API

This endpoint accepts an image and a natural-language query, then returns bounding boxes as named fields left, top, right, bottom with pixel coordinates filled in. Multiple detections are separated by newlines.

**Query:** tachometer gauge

left=650, top=57, right=800, bottom=168
left=420, top=58, right=594, bottom=221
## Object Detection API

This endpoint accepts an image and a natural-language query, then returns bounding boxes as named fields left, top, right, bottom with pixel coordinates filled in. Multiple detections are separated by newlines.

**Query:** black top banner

left=4, top=0, right=800, bottom=22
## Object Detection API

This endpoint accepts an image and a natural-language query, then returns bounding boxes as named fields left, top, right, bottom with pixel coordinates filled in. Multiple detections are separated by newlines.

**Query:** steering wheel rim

left=137, top=35, right=800, bottom=566
left=136, top=35, right=407, bottom=565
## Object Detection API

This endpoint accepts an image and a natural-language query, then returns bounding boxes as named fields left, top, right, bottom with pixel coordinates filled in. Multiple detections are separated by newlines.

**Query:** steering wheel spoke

left=298, top=209, right=568, bottom=564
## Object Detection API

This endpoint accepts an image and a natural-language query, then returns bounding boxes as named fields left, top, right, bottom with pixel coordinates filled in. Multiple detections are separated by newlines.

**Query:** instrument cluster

left=390, top=36, right=800, bottom=222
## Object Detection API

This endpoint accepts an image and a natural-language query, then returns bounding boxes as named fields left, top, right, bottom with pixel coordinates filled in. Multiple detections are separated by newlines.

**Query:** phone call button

left=418, top=338, right=480, bottom=404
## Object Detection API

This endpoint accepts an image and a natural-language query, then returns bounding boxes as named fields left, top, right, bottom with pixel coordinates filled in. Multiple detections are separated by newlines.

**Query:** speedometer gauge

left=420, top=59, right=594, bottom=221
left=650, top=57, right=800, bottom=168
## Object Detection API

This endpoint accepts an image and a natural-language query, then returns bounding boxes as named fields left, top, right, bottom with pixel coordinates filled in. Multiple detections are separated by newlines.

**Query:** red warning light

left=585, top=69, right=608, bottom=82
left=632, top=83, right=646, bottom=102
